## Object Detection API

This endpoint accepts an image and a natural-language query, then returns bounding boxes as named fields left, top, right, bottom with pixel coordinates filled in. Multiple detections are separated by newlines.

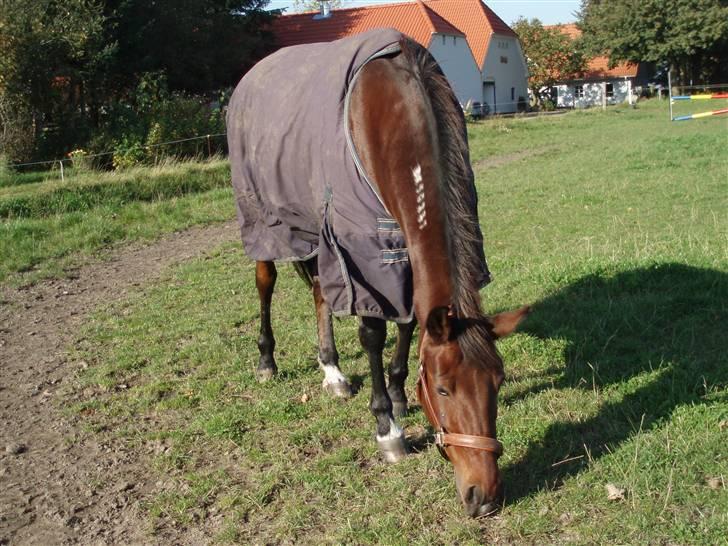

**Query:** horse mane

left=399, top=38, right=499, bottom=366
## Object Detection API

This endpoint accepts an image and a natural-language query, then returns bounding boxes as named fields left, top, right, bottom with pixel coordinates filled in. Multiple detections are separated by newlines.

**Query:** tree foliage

left=0, top=0, right=277, bottom=162
left=291, top=0, right=345, bottom=14
left=512, top=18, right=586, bottom=106
left=578, top=0, right=728, bottom=83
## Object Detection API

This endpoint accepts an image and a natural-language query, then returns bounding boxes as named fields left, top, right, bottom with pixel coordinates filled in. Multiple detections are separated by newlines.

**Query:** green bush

left=112, top=137, right=146, bottom=170
left=91, top=75, right=227, bottom=167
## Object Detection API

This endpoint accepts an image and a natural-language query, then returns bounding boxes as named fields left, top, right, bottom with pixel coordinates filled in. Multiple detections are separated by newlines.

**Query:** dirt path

left=0, top=221, right=239, bottom=545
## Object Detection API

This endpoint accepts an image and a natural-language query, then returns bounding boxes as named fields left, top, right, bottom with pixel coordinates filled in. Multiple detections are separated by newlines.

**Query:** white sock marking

left=319, top=358, right=347, bottom=386
left=377, top=418, right=404, bottom=442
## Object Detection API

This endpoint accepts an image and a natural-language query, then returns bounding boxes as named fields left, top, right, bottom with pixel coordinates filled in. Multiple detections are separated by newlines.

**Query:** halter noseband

left=417, top=363, right=503, bottom=459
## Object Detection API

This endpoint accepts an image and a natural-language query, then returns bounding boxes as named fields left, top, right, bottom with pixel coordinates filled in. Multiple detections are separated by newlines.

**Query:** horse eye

left=436, top=387, right=449, bottom=397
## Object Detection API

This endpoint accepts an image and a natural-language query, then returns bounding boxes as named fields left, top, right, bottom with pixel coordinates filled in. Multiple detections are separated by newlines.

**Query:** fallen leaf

left=719, top=419, right=727, bottom=431
left=300, top=393, right=309, bottom=403
left=605, top=483, right=625, bottom=501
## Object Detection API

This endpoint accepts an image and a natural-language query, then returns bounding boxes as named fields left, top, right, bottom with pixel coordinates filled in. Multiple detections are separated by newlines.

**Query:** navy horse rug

left=227, top=28, right=490, bottom=321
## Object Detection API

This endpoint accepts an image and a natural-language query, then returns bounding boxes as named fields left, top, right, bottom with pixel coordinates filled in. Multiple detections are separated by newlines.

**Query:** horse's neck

left=392, top=173, right=454, bottom=323
left=347, top=54, right=454, bottom=323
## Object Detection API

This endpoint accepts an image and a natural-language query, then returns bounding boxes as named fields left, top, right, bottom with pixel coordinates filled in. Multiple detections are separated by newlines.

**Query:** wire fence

left=1, top=133, right=229, bottom=185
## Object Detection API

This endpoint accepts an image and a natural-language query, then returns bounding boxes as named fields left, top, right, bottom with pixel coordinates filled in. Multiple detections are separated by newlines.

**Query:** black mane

left=400, top=38, right=499, bottom=366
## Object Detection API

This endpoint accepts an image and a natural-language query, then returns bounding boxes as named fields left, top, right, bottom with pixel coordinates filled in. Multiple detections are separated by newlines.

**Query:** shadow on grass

left=503, top=263, right=728, bottom=503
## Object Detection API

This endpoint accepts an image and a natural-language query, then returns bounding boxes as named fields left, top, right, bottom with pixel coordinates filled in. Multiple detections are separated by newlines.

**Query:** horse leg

left=387, top=320, right=416, bottom=418
left=313, top=277, right=352, bottom=398
left=359, top=317, right=407, bottom=463
left=255, top=260, right=277, bottom=382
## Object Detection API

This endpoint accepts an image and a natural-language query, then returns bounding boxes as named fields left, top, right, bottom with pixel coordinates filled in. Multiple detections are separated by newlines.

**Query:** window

left=500, top=56, right=508, bottom=64
left=442, top=35, right=445, bottom=45
left=574, top=85, right=584, bottom=98
left=511, top=87, right=515, bottom=101
left=606, top=83, right=614, bottom=98
left=453, top=36, right=456, bottom=45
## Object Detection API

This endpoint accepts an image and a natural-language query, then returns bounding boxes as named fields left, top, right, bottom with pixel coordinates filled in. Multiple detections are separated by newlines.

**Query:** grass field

left=0, top=158, right=233, bottom=284
left=30, top=99, right=728, bottom=543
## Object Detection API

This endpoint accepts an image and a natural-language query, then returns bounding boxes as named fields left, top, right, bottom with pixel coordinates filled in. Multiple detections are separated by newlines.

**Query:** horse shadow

left=501, top=263, right=728, bottom=502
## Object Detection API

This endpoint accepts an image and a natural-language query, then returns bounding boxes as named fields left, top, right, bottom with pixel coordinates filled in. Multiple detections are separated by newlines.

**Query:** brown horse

left=227, top=30, right=528, bottom=517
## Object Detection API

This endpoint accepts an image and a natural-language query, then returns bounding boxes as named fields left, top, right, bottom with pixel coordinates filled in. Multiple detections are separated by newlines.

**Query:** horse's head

left=417, top=305, right=529, bottom=517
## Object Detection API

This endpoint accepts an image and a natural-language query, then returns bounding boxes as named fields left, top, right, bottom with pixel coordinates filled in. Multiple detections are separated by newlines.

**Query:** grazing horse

left=227, top=28, right=528, bottom=517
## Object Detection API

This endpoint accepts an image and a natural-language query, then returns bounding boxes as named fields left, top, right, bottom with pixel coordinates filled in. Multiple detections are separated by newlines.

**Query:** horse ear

left=488, top=305, right=530, bottom=339
left=426, top=306, right=453, bottom=345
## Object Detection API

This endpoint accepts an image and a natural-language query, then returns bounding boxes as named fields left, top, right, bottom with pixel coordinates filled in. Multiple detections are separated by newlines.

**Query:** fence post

left=207, top=134, right=211, bottom=157
left=58, top=160, right=64, bottom=182
left=668, top=70, right=673, bottom=121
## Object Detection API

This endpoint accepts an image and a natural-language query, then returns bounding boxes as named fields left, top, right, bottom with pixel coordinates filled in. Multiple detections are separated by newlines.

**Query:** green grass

left=0, top=158, right=234, bottom=283
left=67, top=99, right=727, bottom=543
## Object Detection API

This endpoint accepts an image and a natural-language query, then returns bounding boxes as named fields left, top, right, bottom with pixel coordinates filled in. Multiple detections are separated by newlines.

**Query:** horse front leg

left=255, top=260, right=277, bottom=382
left=359, top=317, right=407, bottom=463
left=313, top=277, right=352, bottom=398
left=388, top=320, right=416, bottom=418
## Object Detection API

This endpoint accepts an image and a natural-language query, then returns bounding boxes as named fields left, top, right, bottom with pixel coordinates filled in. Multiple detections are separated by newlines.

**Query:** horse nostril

left=463, top=485, right=484, bottom=516
left=476, top=501, right=500, bottom=518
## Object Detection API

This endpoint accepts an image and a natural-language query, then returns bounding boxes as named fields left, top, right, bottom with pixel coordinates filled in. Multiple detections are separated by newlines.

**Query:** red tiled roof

left=546, top=23, right=639, bottom=79
left=272, top=0, right=518, bottom=70
left=273, top=1, right=463, bottom=50
left=423, top=0, right=517, bottom=69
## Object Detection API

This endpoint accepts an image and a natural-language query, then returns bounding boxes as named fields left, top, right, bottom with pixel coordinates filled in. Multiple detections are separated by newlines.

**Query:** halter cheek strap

left=418, top=363, right=504, bottom=458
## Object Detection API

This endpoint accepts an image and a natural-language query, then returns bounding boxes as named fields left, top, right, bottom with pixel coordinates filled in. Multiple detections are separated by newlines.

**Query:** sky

left=265, top=0, right=581, bottom=26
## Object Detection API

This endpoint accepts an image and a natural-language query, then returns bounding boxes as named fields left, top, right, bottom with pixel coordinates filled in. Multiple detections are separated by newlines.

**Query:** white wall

left=481, top=35, right=529, bottom=114
left=427, top=34, right=482, bottom=107
left=556, top=79, right=633, bottom=108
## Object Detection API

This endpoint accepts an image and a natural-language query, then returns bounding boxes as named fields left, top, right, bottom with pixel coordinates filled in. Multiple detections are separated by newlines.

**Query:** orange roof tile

left=424, top=0, right=517, bottom=69
left=546, top=23, right=639, bottom=79
left=273, top=1, right=463, bottom=50
left=272, top=0, right=518, bottom=71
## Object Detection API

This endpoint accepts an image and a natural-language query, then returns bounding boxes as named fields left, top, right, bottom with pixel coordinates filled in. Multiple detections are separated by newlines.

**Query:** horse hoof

left=323, top=381, right=352, bottom=399
left=255, top=367, right=276, bottom=382
left=392, top=401, right=408, bottom=418
left=377, top=436, right=408, bottom=463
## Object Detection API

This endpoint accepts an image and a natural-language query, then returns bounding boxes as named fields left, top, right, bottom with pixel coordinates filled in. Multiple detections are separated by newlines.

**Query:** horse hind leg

left=312, top=275, right=352, bottom=399
left=359, top=317, right=407, bottom=463
left=255, top=260, right=277, bottom=382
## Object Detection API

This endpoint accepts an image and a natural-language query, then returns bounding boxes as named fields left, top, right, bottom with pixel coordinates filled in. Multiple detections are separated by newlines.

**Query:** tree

left=0, top=0, right=109, bottom=160
left=0, top=0, right=278, bottom=161
left=291, top=0, right=345, bottom=13
left=512, top=18, right=586, bottom=107
left=578, top=0, right=728, bottom=84
left=104, top=0, right=278, bottom=93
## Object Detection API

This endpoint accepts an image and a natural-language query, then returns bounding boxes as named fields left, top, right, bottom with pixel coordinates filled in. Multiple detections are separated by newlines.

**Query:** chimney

left=313, top=1, right=332, bottom=20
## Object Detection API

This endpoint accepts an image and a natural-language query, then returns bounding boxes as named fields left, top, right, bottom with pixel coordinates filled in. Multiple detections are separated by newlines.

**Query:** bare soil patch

left=472, top=145, right=557, bottom=170
left=0, top=221, right=238, bottom=545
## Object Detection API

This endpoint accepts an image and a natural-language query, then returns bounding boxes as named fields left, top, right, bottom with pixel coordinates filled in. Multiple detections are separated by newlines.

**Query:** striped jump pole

left=672, top=107, right=728, bottom=121
left=668, top=71, right=728, bottom=121
left=671, top=93, right=728, bottom=101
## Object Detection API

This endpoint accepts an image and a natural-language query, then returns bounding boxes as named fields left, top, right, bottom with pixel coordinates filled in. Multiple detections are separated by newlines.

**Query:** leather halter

left=417, top=363, right=504, bottom=459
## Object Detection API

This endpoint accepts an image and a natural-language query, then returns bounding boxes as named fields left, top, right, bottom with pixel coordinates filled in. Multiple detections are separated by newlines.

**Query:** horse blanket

left=227, top=28, right=489, bottom=321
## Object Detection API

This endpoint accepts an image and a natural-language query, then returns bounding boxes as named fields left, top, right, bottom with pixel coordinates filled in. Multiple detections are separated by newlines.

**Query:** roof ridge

left=414, top=0, right=437, bottom=36
left=288, top=0, right=419, bottom=18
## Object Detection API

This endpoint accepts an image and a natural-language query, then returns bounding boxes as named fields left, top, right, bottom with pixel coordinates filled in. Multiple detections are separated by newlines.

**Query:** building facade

left=272, top=0, right=529, bottom=114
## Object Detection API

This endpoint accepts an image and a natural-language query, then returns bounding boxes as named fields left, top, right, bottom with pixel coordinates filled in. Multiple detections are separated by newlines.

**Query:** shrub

left=113, top=137, right=146, bottom=170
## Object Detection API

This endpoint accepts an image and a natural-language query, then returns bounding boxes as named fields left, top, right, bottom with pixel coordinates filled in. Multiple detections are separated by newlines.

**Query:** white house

left=546, top=24, right=644, bottom=109
left=273, top=0, right=529, bottom=114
